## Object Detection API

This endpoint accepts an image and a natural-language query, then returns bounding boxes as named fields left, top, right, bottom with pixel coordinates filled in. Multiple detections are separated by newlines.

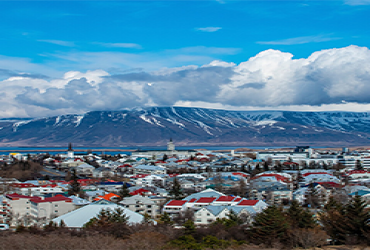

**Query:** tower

left=167, top=138, right=175, bottom=151
left=67, top=143, right=74, bottom=158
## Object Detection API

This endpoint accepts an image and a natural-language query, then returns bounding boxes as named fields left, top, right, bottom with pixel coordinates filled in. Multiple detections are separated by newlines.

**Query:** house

left=119, top=195, right=159, bottom=218
left=30, top=195, right=75, bottom=225
left=75, top=163, right=95, bottom=176
left=236, top=199, right=268, bottom=213
left=52, top=199, right=144, bottom=228
left=133, top=165, right=166, bottom=175
left=162, top=200, right=188, bottom=216
left=194, top=205, right=255, bottom=225
left=3, top=193, right=36, bottom=226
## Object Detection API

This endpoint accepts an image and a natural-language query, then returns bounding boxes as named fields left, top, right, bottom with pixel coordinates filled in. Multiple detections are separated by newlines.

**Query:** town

left=0, top=140, right=369, bottom=249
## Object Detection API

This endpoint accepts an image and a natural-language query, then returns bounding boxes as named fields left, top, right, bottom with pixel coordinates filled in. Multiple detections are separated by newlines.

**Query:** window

left=55, top=210, right=58, bottom=213
left=55, top=204, right=58, bottom=207
left=147, top=205, right=151, bottom=208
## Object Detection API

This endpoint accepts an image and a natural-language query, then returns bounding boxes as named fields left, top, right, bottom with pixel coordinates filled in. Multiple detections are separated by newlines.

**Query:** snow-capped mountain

left=1, top=107, right=370, bottom=147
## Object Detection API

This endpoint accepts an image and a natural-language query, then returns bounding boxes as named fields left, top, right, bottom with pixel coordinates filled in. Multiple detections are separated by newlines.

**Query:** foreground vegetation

left=2, top=195, right=369, bottom=250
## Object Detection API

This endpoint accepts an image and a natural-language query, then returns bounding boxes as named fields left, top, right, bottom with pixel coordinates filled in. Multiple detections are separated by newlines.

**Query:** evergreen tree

left=68, top=169, right=81, bottom=196
left=118, top=183, right=131, bottom=200
left=286, top=200, right=316, bottom=229
left=251, top=206, right=289, bottom=247
left=355, top=159, right=363, bottom=170
left=169, top=177, right=183, bottom=199
left=159, top=212, right=173, bottom=225
left=263, top=161, right=269, bottom=172
left=183, top=219, right=196, bottom=235
left=319, top=196, right=346, bottom=244
left=304, top=183, right=322, bottom=208
left=342, top=195, right=370, bottom=244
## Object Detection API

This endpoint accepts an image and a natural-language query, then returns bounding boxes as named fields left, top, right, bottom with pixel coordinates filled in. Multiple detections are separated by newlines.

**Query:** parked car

left=0, top=224, right=9, bottom=230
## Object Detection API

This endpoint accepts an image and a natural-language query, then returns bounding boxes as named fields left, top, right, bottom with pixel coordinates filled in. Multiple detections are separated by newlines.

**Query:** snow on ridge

left=139, top=114, right=154, bottom=125
left=12, top=120, right=32, bottom=132
left=253, top=120, right=277, bottom=126
left=74, top=115, right=84, bottom=127
left=194, top=120, right=214, bottom=135
left=54, top=116, right=61, bottom=125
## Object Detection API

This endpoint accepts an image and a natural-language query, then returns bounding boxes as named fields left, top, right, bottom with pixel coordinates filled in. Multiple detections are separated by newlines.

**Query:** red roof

left=195, top=197, right=217, bottom=204
left=234, top=197, right=242, bottom=202
left=130, top=174, right=150, bottom=179
left=10, top=183, right=37, bottom=188
left=6, top=193, right=36, bottom=200
left=215, top=196, right=235, bottom=202
left=283, top=161, right=299, bottom=165
left=130, top=188, right=150, bottom=196
left=237, top=199, right=259, bottom=206
left=30, top=194, right=72, bottom=203
left=188, top=198, right=197, bottom=203
left=316, top=182, right=343, bottom=188
left=252, top=173, right=290, bottom=182
left=232, top=172, right=249, bottom=177
left=303, top=172, right=333, bottom=177
left=166, top=200, right=187, bottom=206
left=348, top=170, right=369, bottom=175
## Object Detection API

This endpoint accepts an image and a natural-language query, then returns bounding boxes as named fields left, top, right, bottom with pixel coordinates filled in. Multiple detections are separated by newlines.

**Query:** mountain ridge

left=0, top=106, right=370, bottom=147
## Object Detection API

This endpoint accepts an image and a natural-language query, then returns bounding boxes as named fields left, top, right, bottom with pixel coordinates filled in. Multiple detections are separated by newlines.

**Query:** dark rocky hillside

left=0, top=107, right=370, bottom=147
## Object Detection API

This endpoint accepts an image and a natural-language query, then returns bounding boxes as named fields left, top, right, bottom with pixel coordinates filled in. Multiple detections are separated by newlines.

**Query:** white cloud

left=95, top=42, right=142, bottom=49
left=196, top=27, right=222, bottom=32
left=1, top=45, right=370, bottom=117
left=38, top=39, right=76, bottom=47
left=257, top=34, right=341, bottom=45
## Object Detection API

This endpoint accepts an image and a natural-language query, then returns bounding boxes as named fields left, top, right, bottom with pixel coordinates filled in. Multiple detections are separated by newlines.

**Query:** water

left=0, top=145, right=292, bottom=156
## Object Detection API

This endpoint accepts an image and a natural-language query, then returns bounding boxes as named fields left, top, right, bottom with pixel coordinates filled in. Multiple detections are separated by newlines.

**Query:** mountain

left=1, top=107, right=370, bottom=147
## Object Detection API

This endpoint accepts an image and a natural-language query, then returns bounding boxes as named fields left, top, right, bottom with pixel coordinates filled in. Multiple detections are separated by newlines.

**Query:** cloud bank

left=3, top=45, right=370, bottom=118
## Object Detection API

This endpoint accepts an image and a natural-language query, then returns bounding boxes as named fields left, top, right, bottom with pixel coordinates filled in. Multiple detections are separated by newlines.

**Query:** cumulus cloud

left=2, top=45, right=370, bottom=118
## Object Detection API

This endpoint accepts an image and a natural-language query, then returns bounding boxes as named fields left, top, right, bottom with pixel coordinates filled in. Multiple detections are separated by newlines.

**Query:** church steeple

left=167, top=138, right=175, bottom=151
left=67, top=143, right=74, bottom=158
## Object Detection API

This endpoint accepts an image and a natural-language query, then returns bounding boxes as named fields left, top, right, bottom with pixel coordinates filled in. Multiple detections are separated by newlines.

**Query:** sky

left=1, top=0, right=370, bottom=118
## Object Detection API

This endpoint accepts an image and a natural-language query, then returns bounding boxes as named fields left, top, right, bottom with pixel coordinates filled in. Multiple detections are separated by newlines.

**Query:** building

left=67, top=143, right=74, bottom=158
left=52, top=199, right=144, bottom=228
left=119, top=195, right=159, bottom=218
left=30, top=195, right=75, bottom=225
left=133, top=165, right=166, bottom=175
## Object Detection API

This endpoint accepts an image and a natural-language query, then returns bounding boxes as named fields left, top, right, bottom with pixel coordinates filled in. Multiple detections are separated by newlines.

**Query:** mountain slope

left=0, top=107, right=370, bottom=146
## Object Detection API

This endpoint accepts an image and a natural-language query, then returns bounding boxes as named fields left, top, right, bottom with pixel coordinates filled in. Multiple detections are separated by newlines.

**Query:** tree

left=319, top=196, right=346, bottom=244
left=263, top=161, right=269, bottom=172
left=183, top=219, right=196, bottom=235
left=355, top=159, right=363, bottom=170
left=162, top=154, right=168, bottom=161
left=342, top=195, right=370, bottom=244
left=250, top=206, right=289, bottom=247
left=169, top=177, right=183, bottom=200
left=286, top=200, right=316, bottom=229
left=118, top=183, right=131, bottom=200
left=212, top=173, right=224, bottom=193
left=304, top=183, right=322, bottom=209
left=159, top=212, right=173, bottom=225
left=84, top=208, right=130, bottom=238
left=67, top=169, right=81, bottom=196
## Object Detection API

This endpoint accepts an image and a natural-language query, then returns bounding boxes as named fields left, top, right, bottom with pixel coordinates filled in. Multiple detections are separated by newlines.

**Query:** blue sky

left=1, top=0, right=370, bottom=117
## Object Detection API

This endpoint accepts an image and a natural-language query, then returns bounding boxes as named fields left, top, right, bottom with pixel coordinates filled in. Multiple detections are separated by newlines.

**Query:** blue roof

left=349, top=190, right=370, bottom=196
